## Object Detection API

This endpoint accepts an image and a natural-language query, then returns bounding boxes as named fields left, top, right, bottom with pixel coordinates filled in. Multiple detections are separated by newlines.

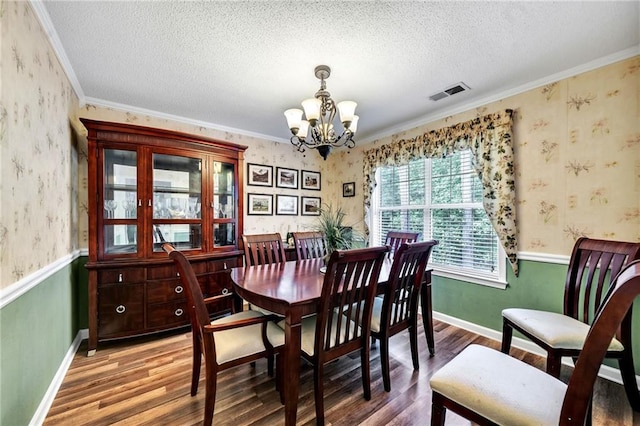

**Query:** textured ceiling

left=40, top=1, right=639, bottom=143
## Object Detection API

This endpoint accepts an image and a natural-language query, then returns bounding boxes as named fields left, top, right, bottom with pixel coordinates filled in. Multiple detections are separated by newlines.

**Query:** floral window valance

left=363, top=109, right=519, bottom=275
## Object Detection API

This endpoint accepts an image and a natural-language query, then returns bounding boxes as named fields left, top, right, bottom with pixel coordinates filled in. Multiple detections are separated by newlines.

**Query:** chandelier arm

left=290, top=136, right=307, bottom=152
left=285, top=65, right=357, bottom=159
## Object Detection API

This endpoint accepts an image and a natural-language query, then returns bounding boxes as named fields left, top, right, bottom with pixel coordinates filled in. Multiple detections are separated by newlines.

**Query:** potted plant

left=313, top=203, right=363, bottom=263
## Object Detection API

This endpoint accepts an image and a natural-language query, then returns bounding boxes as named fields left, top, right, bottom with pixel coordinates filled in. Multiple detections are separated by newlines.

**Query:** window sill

left=431, top=268, right=508, bottom=290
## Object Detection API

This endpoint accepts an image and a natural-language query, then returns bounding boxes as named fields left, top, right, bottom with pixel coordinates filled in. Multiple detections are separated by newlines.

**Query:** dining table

left=229, top=257, right=433, bottom=426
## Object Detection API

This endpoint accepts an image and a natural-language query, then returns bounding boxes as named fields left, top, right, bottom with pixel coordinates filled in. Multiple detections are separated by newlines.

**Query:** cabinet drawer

left=148, top=262, right=207, bottom=279
left=206, top=270, right=233, bottom=295
left=98, top=285, right=144, bottom=337
left=147, top=278, right=187, bottom=303
left=99, top=268, right=145, bottom=284
left=209, top=257, right=239, bottom=272
left=147, top=301, right=189, bottom=328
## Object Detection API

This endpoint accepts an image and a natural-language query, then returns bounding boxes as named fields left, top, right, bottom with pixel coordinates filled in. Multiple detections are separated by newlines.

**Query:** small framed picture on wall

left=343, top=182, right=355, bottom=197
left=247, top=163, right=273, bottom=187
left=276, top=195, right=298, bottom=215
left=301, top=170, right=321, bottom=190
left=276, top=167, right=298, bottom=189
left=247, top=193, right=273, bottom=215
left=301, top=196, right=321, bottom=216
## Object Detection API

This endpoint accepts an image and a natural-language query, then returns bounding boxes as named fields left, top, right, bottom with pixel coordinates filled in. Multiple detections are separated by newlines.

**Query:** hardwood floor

left=45, top=319, right=638, bottom=425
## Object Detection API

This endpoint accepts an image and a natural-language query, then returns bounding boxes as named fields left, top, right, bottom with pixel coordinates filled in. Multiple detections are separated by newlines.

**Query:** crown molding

left=29, top=0, right=638, bottom=148
left=359, top=45, right=640, bottom=145
left=29, top=0, right=85, bottom=100
left=83, top=97, right=290, bottom=143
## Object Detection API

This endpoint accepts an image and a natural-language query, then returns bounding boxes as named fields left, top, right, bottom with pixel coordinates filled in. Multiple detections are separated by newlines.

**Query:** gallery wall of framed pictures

left=247, top=163, right=321, bottom=216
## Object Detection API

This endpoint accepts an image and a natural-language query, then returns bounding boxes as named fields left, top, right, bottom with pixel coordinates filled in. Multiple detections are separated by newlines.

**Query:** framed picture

left=247, top=163, right=273, bottom=187
left=247, top=193, right=273, bottom=215
left=301, top=196, right=321, bottom=216
left=276, top=195, right=298, bottom=215
left=301, top=170, right=321, bottom=190
left=343, top=182, right=355, bottom=197
left=276, top=167, right=298, bottom=189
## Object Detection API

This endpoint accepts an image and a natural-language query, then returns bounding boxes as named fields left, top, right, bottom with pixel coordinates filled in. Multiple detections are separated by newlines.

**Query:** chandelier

left=284, top=65, right=358, bottom=160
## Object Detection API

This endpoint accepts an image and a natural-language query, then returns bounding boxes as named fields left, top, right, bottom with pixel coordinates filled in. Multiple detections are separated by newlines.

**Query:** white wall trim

left=29, top=0, right=85, bottom=100
left=359, top=45, right=640, bottom=144
left=83, top=96, right=288, bottom=143
left=0, top=250, right=83, bottom=309
left=29, top=329, right=87, bottom=426
left=518, top=251, right=570, bottom=265
left=432, top=311, right=638, bottom=388
left=29, top=0, right=639, bottom=147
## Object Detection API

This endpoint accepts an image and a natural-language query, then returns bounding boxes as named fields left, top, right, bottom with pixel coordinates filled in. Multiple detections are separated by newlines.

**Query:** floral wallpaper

left=1, top=1, right=79, bottom=289
left=334, top=55, right=640, bottom=257
left=76, top=105, right=331, bottom=248
left=2, top=0, right=638, bottom=292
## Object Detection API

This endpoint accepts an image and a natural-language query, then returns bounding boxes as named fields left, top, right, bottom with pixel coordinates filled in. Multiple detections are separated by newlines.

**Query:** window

left=371, top=150, right=506, bottom=287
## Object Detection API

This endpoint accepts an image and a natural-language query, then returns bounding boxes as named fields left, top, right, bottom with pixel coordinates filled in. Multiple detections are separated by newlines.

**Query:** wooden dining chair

left=292, top=231, right=328, bottom=260
left=242, top=232, right=287, bottom=266
left=384, top=230, right=420, bottom=255
left=162, top=243, right=285, bottom=426
left=370, top=240, right=438, bottom=392
left=501, top=237, right=640, bottom=411
left=431, top=260, right=640, bottom=425
left=300, top=245, right=390, bottom=425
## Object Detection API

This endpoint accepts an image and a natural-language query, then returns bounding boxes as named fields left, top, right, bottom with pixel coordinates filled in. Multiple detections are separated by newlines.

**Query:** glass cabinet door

left=213, top=161, right=236, bottom=247
left=152, top=153, right=202, bottom=252
left=103, top=149, right=138, bottom=255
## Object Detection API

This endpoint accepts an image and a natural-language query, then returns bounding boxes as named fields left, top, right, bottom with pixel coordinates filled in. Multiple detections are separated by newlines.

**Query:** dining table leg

left=283, top=310, right=303, bottom=425
left=421, top=272, right=435, bottom=356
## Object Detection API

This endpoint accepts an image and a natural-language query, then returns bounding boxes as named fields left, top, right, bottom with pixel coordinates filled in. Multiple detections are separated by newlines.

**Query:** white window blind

left=371, top=150, right=505, bottom=285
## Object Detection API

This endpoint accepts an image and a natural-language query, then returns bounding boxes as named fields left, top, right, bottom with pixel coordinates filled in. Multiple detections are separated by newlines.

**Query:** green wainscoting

left=432, top=258, right=640, bottom=371
left=0, top=259, right=82, bottom=426
left=1, top=256, right=639, bottom=425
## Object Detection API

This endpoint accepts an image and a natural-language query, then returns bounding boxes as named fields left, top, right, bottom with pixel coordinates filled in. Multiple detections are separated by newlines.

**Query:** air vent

left=429, top=82, right=470, bottom=101
left=429, top=91, right=449, bottom=101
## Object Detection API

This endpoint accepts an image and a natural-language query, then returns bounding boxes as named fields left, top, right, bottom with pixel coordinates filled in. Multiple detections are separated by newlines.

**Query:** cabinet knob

left=118, top=273, right=123, bottom=282
left=174, top=308, right=184, bottom=317
left=115, top=305, right=126, bottom=314
left=138, top=199, right=142, bottom=207
left=222, top=288, right=229, bottom=295
left=176, top=272, right=180, bottom=277
left=174, top=285, right=184, bottom=294
left=148, top=199, right=152, bottom=207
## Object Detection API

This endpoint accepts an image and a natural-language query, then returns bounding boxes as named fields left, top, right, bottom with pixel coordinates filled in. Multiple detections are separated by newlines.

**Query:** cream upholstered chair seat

left=370, top=296, right=396, bottom=333
left=502, top=308, right=624, bottom=351
left=500, top=239, right=640, bottom=411
left=431, top=261, right=640, bottom=425
left=213, top=310, right=285, bottom=364
left=163, top=243, right=284, bottom=426
left=280, top=313, right=360, bottom=357
left=430, top=344, right=567, bottom=425
left=368, top=290, right=412, bottom=333
left=300, top=246, right=390, bottom=424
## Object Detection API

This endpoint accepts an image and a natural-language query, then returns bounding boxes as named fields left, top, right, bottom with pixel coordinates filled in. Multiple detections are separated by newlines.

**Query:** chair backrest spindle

left=384, top=231, right=420, bottom=255
left=564, top=237, right=640, bottom=324
left=242, top=233, right=287, bottom=266
left=316, top=246, right=390, bottom=361
left=293, top=231, right=328, bottom=260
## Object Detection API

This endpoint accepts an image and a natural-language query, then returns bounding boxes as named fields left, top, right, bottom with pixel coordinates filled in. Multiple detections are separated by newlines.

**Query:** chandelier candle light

left=284, top=65, right=358, bottom=160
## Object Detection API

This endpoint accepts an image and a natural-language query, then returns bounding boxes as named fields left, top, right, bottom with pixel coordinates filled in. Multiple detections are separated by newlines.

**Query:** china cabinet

left=82, top=119, right=246, bottom=355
